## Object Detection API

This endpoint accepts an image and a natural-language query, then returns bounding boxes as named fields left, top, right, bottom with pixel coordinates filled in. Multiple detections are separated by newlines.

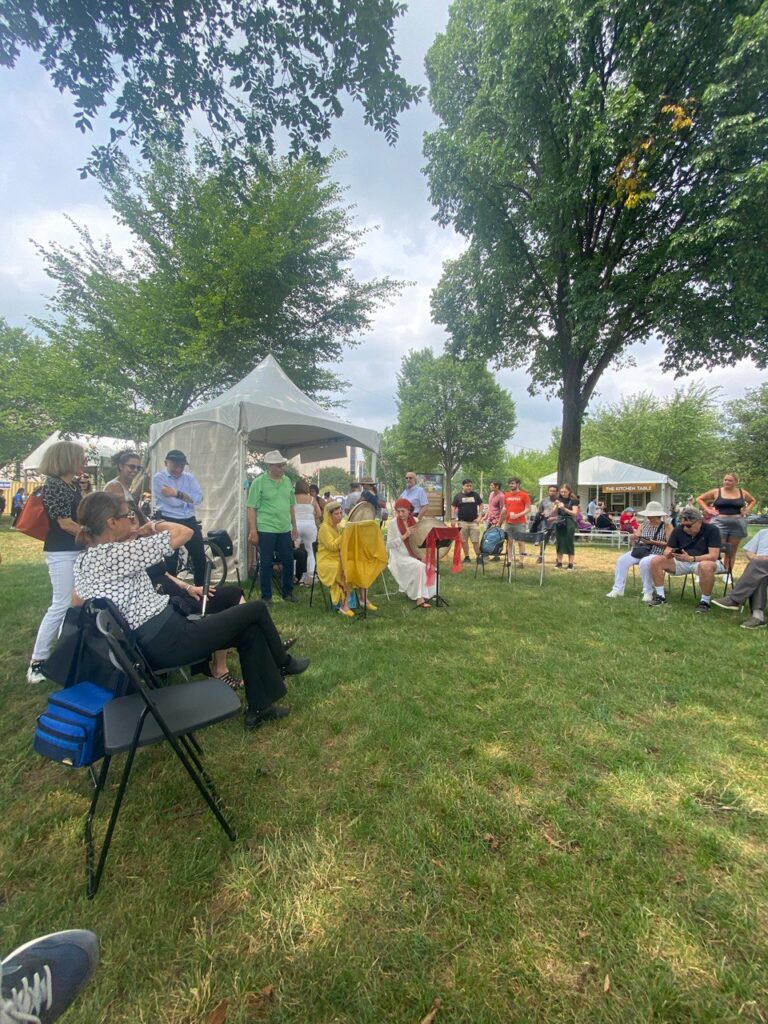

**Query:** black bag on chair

left=630, top=543, right=653, bottom=560
left=207, top=529, right=233, bottom=556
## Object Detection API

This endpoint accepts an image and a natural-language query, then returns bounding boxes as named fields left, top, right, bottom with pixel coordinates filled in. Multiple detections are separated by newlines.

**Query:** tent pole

left=371, top=451, right=378, bottom=480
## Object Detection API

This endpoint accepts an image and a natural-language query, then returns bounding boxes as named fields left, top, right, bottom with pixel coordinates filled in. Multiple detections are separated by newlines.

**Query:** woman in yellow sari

left=316, top=501, right=377, bottom=617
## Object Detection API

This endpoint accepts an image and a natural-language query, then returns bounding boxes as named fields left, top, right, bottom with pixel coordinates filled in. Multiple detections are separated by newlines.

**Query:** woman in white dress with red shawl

left=386, top=499, right=435, bottom=609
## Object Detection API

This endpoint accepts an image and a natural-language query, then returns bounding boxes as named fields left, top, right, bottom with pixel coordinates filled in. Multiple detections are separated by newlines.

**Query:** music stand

left=419, top=529, right=459, bottom=607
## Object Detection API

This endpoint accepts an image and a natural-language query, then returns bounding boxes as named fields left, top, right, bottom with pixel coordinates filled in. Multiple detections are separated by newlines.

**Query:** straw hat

left=263, top=450, right=288, bottom=464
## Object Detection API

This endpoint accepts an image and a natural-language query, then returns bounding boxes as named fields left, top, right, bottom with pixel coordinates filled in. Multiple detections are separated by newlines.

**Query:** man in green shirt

left=247, top=450, right=299, bottom=604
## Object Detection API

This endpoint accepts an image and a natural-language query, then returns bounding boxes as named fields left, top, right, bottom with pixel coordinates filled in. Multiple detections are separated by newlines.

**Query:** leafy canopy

left=726, top=384, right=768, bottom=503
left=0, top=0, right=423, bottom=175
left=393, top=348, right=517, bottom=494
left=33, top=146, right=402, bottom=424
left=424, top=0, right=768, bottom=485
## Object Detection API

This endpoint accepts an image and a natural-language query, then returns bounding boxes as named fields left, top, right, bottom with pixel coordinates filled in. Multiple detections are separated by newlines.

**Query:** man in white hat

left=247, top=451, right=299, bottom=604
left=605, top=500, right=672, bottom=599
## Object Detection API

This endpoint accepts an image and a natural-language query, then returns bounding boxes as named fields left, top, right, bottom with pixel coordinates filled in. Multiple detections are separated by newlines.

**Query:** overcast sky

left=1, top=1, right=765, bottom=451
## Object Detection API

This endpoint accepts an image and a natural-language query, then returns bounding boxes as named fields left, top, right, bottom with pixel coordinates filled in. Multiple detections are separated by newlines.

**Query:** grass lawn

left=1, top=523, right=767, bottom=1023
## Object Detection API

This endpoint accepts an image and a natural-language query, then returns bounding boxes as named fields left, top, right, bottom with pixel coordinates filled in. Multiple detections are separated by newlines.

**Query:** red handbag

left=15, top=488, right=50, bottom=541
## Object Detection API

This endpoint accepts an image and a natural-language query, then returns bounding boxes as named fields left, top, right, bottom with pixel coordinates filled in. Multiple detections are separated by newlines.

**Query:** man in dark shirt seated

left=640, top=506, right=723, bottom=612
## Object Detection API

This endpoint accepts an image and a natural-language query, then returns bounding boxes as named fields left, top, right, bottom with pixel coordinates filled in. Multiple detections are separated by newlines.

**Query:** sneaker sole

left=711, top=600, right=739, bottom=611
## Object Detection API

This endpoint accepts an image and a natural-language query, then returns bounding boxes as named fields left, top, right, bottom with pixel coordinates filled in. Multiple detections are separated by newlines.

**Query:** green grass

left=1, top=524, right=767, bottom=1023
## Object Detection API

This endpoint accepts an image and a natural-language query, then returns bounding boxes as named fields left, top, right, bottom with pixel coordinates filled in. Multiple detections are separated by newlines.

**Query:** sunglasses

left=115, top=511, right=136, bottom=521
left=125, top=464, right=142, bottom=472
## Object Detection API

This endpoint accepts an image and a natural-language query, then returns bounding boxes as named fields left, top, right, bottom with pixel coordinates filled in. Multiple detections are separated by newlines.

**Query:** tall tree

left=424, top=0, right=768, bottom=487
left=579, top=384, right=726, bottom=495
left=33, top=147, right=402, bottom=420
left=726, top=384, right=768, bottom=502
left=0, top=0, right=422, bottom=175
left=393, top=348, right=517, bottom=497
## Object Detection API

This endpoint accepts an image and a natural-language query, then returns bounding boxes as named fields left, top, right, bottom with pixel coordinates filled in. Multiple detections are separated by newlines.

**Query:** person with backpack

left=27, top=441, right=86, bottom=684
left=10, top=487, right=26, bottom=527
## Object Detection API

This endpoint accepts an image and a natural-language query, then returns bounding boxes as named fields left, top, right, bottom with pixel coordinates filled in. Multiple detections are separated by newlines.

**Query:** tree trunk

left=557, top=374, right=585, bottom=493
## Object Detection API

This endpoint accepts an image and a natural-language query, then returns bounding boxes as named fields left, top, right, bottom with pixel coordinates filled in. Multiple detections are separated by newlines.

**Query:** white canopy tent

left=539, top=456, right=677, bottom=512
left=147, top=355, right=380, bottom=565
left=23, top=431, right=138, bottom=473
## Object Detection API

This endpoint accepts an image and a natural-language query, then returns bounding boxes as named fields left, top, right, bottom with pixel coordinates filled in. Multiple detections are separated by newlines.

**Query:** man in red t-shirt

left=503, top=477, right=531, bottom=566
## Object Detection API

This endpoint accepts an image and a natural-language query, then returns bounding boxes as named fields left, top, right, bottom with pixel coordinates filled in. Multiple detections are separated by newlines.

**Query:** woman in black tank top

left=696, top=472, right=756, bottom=571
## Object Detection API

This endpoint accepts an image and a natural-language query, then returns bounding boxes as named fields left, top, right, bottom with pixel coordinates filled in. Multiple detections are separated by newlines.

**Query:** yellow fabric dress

left=341, top=520, right=387, bottom=589
left=317, top=517, right=345, bottom=606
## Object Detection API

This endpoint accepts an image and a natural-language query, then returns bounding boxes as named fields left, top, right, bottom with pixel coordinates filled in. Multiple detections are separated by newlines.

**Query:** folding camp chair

left=84, top=602, right=240, bottom=898
left=503, top=530, right=550, bottom=587
left=309, top=541, right=332, bottom=611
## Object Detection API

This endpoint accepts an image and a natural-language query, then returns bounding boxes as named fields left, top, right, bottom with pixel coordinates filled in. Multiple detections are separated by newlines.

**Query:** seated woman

left=72, top=492, right=308, bottom=731
left=386, top=499, right=435, bottom=609
left=619, top=507, right=639, bottom=533
left=316, top=501, right=377, bottom=616
left=606, top=500, right=672, bottom=598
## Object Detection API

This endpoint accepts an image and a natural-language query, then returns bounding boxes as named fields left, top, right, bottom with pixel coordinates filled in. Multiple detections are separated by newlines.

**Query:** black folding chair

left=84, top=602, right=240, bottom=898
left=675, top=549, right=734, bottom=602
left=309, top=541, right=332, bottom=611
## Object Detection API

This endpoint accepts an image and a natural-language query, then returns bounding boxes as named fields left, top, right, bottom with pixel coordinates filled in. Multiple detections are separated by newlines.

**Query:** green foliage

left=33, top=147, right=402, bottom=421
left=377, top=424, right=413, bottom=497
left=499, top=447, right=558, bottom=497
left=0, top=0, right=422, bottom=176
left=394, top=348, right=517, bottom=496
left=424, top=0, right=768, bottom=486
left=0, top=318, right=144, bottom=466
left=727, top=384, right=768, bottom=502
left=314, top=466, right=351, bottom=495
left=579, top=384, right=727, bottom=495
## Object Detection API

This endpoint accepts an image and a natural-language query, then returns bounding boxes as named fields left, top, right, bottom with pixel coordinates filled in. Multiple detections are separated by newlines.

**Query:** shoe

left=712, top=596, right=740, bottom=611
left=244, top=704, right=290, bottom=730
left=282, top=592, right=298, bottom=603
left=338, top=608, right=355, bottom=618
left=462, top=556, right=471, bottom=564
left=365, top=600, right=378, bottom=611
left=282, top=656, right=310, bottom=676
left=694, top=601, right=710, bottom=614
left=1, top=929, right=99, bottom=1024
left=536, top=556, right=543, bottom=564
left=641, top=592, right=654, bottom=603
left=26, top=662, right=46, bottom=685
left=566, top=564, right=574, bottom=570
left=606, top=590, right=623, bottom=599
left=554, top=562, right=563, bottom=569
left=649, top=594, right=667, bottom=606
left=741, top=616, right=766, bottom=629
left=213, top=670, right=243, bottom=690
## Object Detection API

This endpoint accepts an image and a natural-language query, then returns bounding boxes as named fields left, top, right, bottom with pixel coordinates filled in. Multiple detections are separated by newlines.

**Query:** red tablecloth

left=422, top=526, right=463, bottom=585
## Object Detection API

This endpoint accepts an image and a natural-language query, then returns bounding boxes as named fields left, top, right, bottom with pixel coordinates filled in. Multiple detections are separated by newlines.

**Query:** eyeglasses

left=125, top=464, right=142, bottom=472
left=115, top=512, right=136, bottom=521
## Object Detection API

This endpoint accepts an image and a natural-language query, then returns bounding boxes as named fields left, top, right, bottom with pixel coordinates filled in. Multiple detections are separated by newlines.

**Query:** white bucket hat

left=636, top=500, right=667, bottom=517
left=263, top=449, right=288, bottom=464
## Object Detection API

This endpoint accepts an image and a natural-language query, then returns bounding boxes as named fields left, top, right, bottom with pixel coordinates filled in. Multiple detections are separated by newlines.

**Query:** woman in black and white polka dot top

left=73, top=492, right=310, bottom=731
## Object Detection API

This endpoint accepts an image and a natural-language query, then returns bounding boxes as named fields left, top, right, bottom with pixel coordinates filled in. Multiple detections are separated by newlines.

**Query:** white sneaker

left=606, top=590, right=623, bottom=598
left=641, top=592, right=654, bottom=604
left=26, top=662, right=46, bottom=685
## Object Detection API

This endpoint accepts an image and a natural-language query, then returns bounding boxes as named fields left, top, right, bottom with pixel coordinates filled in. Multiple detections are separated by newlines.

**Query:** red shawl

left=394, top=498, right=419, bottom=559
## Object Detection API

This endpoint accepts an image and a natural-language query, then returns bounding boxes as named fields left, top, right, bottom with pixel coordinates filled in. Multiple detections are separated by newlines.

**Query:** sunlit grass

left=0, top=524, right=767, bottom=1022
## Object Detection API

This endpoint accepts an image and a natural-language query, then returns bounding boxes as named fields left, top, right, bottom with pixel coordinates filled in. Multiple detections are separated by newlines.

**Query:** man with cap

left=247, top=450, right=299, bottom=604
left=152, top=449, right=206, bottom=585
left=640, top=506, right=724, bottom=612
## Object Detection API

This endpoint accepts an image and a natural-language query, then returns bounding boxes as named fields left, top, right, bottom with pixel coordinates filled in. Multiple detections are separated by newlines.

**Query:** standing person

left=503, top=476, right=531, bottom=568
left=0, top=492, right=5, bottom=517
left=294, top=478, right=320, bottom=586
left=553, top=483, right=579, bottom=570
left=343, top=481, right=362, bottom=512
left=451, top=478, right=484, bottom=563
left=605, top=501, right=672, bottom=599
left=641, top=506, right=723, bottom=612
left=11, top=487, right=26, bottom=527
left=247, top=451, right=299, bottom=605
left=484, top=480, right=504, bottom=527
left=105, top=450, right=144, bottom=518
left=400, top=472, right=430, bottom=519
left=586, top=497, right=598, bottom=524
left=696, top=472, right=755, bottom=572
left=27, top=440, right=85, bottom=684
left=152, top=449, right=205, bottom=585
left=310, top=483, right=326, bottom=515
left=386, top=499, right=435, bottom=608
left=360, top=478, right=386, bottom=520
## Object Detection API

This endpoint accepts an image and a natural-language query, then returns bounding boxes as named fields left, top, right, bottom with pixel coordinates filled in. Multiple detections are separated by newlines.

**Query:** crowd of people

left=15, top=442, right=767, bottom=706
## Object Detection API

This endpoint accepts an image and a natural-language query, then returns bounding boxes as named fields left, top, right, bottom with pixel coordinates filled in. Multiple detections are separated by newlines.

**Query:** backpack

left=480, top=525, right=505, bottom=555
left=15, top=487, right=49, bottom=541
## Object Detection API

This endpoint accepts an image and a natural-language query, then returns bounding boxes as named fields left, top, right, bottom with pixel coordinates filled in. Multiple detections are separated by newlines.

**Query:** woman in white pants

left=27, top=440, right=86, bottom=683
left=606, top=501, right=672, bottom=599
left=293, top=479, right=320, bottom=585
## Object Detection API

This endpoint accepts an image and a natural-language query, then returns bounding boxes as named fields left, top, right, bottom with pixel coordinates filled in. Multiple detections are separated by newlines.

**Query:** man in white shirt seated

left=712, top=528, right=768, bottom=629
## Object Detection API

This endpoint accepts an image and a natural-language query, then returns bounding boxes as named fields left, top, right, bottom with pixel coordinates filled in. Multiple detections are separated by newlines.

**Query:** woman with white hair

left=605, top=501, right=672, bottom=599
left=27, top=439, right=86, bottom=684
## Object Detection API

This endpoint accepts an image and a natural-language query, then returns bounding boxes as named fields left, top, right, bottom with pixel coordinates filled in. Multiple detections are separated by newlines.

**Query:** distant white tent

left=539, top=455, right=677, bottom=511
left=23, top=432, right=138, bottom=473
left=147, top=355, right=380, bottom=565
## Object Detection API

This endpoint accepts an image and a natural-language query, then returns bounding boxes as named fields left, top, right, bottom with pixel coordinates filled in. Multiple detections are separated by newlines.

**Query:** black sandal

left=214, top=671, right=243, bottom=690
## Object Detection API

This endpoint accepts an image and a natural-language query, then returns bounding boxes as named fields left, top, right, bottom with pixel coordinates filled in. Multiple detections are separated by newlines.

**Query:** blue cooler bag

left=34, top=682, right=114, bottom=768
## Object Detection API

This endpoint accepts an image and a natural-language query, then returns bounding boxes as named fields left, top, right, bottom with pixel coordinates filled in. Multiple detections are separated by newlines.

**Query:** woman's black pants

left=139, top=601, right=288, bottom=711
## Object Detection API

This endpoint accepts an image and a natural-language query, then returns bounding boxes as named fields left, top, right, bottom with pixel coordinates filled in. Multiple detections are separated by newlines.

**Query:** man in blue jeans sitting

left=246, top=450, right=299, bottom=605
